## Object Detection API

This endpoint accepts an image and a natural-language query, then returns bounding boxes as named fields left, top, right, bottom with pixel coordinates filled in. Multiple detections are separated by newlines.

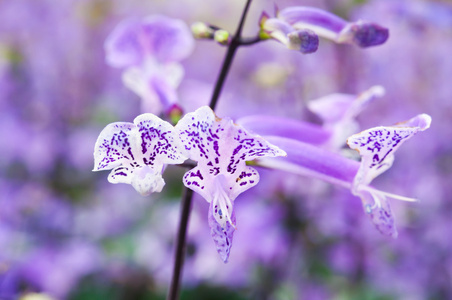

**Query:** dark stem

left=209, top=0, right=253, bottom=110
left=167, top=1, right=253, bottom=299
left=238, top=36, right=262, bottom=46
left=166, top=188, right=193, bottom=300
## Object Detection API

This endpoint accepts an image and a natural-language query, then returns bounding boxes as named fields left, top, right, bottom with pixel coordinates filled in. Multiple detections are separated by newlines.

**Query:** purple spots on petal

left=372, top=154, right=380, bottom=163
left=232, top=145, right=242, bottom=156
left=349, top=126, right=420, bottom=172
left=213, top=140, right=220, bottom=156
left=209, top=167, right=220, bottom=176
left=190, top=169, right=204, bottom=180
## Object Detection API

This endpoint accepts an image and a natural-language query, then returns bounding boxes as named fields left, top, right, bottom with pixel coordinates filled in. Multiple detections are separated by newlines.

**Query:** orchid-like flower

left=261, top=6, right=388, bottom=49
left=176, top=106, right=286, bottom=262
left=237, top=86, right=385, bottom=150
left=105, top=15, right=194, bottom=115
left=347, top=114, right=432, bottom=236
left=93, top=114, right=187, bottom=196
left=255, top=114, right=431, bottom=238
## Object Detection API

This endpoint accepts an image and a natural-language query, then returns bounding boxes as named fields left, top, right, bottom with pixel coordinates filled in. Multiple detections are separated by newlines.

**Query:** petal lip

left=357, top=189, right=398, bottom=238
left=208, top=200, right=236, bottom=263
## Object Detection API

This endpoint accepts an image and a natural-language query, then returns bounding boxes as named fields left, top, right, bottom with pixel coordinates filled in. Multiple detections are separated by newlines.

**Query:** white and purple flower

left=255, top=114, right=431, bottom=238
left=176, top=106, right=286, bottom=262
left=93, top=113, right=187, bottom=196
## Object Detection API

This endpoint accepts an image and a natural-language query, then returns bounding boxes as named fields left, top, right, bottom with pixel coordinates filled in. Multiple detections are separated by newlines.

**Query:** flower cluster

left=94, top=106, right=286, bottom=262
left=93, top=6, right=432, bottom=264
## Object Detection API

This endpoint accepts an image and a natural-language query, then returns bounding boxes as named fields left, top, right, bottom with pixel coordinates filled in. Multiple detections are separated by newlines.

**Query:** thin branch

left=166, top=188, right=194, bottom=300
left=167, top=1, right=254, bottom=299
left=238, top=36, right=262, bottom=46
left=209, top=0, right=253, bottom=110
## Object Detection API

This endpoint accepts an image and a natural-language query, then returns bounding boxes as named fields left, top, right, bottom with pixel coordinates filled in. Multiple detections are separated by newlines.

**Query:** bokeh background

left=1, top=0, right=451, bottom=299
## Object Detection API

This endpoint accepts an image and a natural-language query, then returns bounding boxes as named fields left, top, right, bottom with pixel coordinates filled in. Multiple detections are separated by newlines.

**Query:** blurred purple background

left=0, top=0, right=451, bottom=299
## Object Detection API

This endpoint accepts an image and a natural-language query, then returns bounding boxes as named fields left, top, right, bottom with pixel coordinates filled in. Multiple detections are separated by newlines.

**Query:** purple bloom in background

left=176, top=106, right=286, bottom=262
left=276, top=6, right=389, bottom=47
left=19, top=242, right=102, bottom=299
left=105, top=15, right=194, bottom=115
left=237, top=85, right=385, bottom=150
left=308, top=85, right=385, bottom=149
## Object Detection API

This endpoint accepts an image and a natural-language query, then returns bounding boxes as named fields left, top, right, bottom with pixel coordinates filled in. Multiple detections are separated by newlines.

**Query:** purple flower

left=105, top=15, right=194, bottom=68
left=276, top=6, right=389, bottom=47
left=256, top=114, right=431, bottom=238
left=105, top=15, right=194, bottom=115
left=308, top=85, right=385, bottom=148
left=93, top=113, right=187, bottom=196
left=176, top=106, right=286, bottom=262
left=260, top=13, right=319, bottom=53
left=237, top=86, right=385, bottom=150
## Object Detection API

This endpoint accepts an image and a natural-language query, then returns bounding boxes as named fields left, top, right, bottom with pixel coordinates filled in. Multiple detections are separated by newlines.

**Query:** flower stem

left=167, top=1, right=253, bottom=299
left=209, top=0, right=253, bottom=110
left=166, top=188, right=193, bottom=300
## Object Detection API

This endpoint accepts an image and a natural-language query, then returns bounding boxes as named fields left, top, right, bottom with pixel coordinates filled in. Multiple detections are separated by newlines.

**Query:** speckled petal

left=177, top=106, right=286, bottom=176
left=208, top=200, right=236, bottom=263
left=93, top=122, right=137, bottom=171
left=176, top=105, right=217, bottom=163
left=182, top=166, right=209, bottom=200
left=358, top=189, right=398, bottom=238
left=347, top=114, right=432, bottom=189
left=108, top=166, right=133, bottom=184
left=133, top=113, right=188, bottom=167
